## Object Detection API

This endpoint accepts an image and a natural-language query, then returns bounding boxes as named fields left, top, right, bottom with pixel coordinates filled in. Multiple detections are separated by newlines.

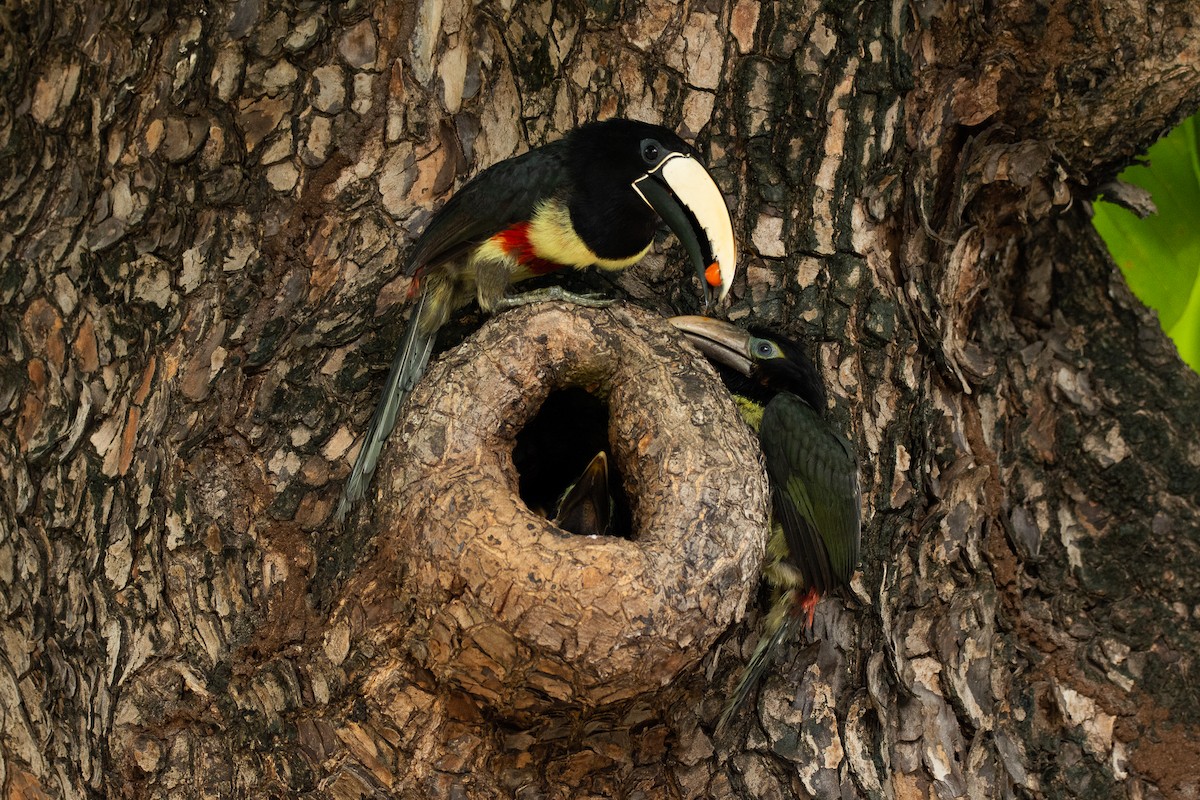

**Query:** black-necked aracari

left=335, top=119, right=737, bottom=521
left=552, top=450, right=613, bottom=538
left=669, top=316, right=861, bottom=731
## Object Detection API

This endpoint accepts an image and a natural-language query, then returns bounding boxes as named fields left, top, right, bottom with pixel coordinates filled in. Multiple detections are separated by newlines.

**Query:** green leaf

left=1094, top=114, right=1200, bottom=371
left=1167, top=257, right=1200, bottom=370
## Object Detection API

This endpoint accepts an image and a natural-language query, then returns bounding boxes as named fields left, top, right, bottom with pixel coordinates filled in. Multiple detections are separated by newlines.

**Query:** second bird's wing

left=759, top=392, right=861, bottom=595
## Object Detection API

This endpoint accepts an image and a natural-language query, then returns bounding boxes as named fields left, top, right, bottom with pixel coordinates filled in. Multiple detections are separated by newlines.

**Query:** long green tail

left=715, top=591, right=806, bottom=733
left=334, top=291, right=436, bottom=523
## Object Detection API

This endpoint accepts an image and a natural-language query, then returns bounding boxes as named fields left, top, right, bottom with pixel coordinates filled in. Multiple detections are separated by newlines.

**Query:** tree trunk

left=3, top=1, right=1199, bottom=798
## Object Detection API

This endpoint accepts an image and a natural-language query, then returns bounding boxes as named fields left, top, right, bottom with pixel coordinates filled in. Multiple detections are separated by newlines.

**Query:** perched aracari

left=669, top=316, right=861, bottom=731
left=552, top=450, right=613, bottom=538
left=335, top=118, right=737, bottom=521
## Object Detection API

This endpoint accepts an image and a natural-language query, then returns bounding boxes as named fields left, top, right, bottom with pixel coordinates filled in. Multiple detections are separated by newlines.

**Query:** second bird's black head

left=668, top=316, right=828, bottom=412
left=742, top=326, right=828, bottom=410
left=564, top=119, right=737, bottom=309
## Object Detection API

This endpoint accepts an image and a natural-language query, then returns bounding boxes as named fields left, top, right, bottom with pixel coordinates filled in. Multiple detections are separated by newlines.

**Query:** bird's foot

left=494, top=287, right=613, bottom=310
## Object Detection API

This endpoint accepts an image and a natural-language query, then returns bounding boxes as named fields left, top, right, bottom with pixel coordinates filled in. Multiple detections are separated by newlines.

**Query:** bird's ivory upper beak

left=667, top=315, right=754, bottom=375
left=633, top=154, right=737, bottom=309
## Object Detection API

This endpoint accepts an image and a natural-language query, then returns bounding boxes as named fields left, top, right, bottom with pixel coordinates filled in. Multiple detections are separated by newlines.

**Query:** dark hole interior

left=512, top=387, right=634, bottom=539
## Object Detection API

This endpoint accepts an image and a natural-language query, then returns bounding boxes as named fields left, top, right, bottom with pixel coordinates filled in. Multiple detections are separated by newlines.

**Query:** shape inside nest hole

left=512, top=386, right=634, bottom=540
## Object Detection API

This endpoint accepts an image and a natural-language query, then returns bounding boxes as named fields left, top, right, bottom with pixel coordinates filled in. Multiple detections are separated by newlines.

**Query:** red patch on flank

left=795, top=586, right=821, bottom=631
left=491, top=222, right=563, bottom=275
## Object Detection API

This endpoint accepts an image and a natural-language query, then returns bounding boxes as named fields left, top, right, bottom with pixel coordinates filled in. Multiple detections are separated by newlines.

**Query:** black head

left=566, top=119, right=699, bottom=188
left=668, top=316, right=828, bottom=412
left=563, top=119, right=698, bottom=260
left=743, top=327, right=828, bottom=412
left=562, top=120, right=737, bottom=307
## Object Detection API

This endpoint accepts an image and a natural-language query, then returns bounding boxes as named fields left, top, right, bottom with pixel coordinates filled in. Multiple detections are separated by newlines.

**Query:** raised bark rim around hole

left=340, top=303, right=770, bottom=720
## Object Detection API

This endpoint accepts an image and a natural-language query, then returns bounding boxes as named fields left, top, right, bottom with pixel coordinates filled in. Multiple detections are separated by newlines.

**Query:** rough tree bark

left=2, top=1, right=1199, bottom=798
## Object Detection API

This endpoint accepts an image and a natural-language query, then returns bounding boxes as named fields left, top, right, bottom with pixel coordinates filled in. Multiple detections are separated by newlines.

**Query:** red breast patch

left=492, top=223, right=562, bottom=275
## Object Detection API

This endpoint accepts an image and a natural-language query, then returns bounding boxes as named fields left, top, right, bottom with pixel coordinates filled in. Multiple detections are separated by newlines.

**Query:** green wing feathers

left=759, top=392, right=861, bottom=593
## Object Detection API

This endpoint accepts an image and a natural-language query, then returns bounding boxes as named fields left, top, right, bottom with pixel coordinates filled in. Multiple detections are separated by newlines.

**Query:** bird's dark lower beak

left=633, top=155, right=736, bottom=310
left=668, top=315, right=754, bottom=376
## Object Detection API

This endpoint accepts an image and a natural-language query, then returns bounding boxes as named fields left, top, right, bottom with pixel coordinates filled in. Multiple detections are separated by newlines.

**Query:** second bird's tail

left=715, top=591, right=806, bottom=734
left=334, top=290, right=437, bottom=523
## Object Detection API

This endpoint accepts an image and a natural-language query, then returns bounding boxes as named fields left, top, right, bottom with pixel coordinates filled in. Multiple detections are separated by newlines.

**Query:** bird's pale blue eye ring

left=752, top=339, right=778, bottom=358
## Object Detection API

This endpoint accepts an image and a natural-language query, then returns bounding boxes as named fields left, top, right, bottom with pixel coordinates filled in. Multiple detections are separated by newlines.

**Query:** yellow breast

left=527, top=201, right=651, bottom=271
left=734, top=395, right=765, bottom=432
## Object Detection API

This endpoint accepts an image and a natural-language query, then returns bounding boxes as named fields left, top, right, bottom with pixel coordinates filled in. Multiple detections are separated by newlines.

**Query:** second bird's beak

left=668, top=315, right=754, bottom=375
left=633, top=154, right=736, bottom=311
